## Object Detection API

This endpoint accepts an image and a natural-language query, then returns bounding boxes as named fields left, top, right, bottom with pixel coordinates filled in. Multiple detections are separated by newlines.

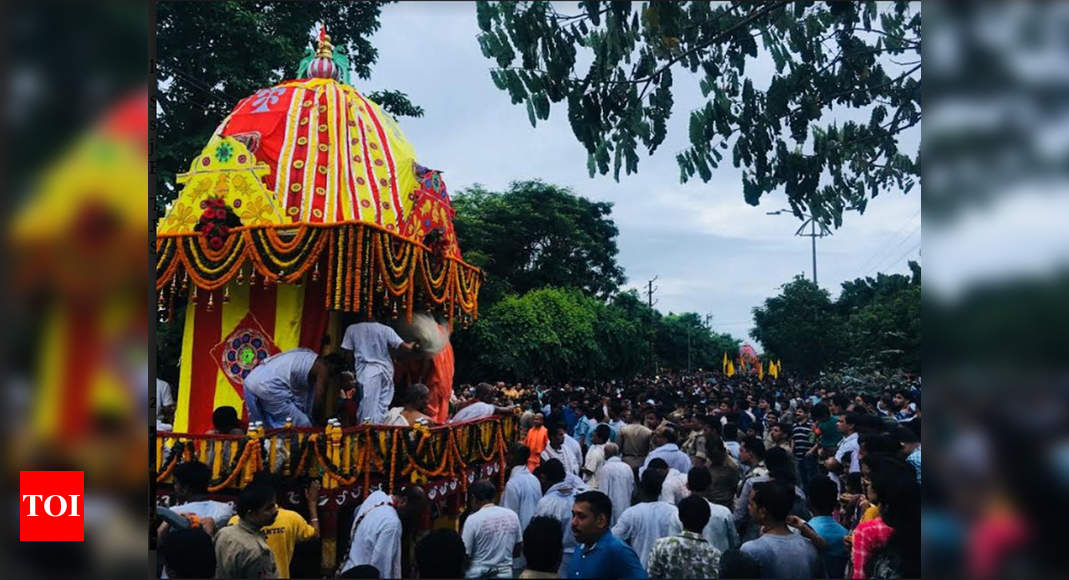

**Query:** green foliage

left=474, top=1, right=920, bottom=228
left=156, top=1, right=423, bottom=219
left=751, top=276, right=845, bottom=377
left=452, top=181, right=625, bottom=302
left=456, top=287, right=741, bottom=383
left=752, top=263, right=921, bottom=378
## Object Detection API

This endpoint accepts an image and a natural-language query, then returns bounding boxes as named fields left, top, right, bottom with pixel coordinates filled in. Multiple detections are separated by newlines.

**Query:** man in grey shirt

left=740, top=481, right=822, bottom=579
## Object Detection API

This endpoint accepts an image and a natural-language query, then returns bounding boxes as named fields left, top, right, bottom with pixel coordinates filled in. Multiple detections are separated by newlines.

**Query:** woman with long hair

left=850, top=456, right=920, bottom=578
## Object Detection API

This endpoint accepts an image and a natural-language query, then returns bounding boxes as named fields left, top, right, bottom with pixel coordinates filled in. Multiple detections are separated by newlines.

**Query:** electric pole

left=645, top=276, right=658, bottom=375
left=767, top=209, right=831, bottom=286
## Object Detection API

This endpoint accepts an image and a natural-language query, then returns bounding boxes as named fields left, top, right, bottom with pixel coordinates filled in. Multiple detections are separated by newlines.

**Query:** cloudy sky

left=360, top=2, right=921, bottom=347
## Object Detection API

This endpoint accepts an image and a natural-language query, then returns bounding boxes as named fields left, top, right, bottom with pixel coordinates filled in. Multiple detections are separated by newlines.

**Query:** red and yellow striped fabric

left=218, top=78, right=418, bottom=232
left=172, top=274, right=330, bottom=434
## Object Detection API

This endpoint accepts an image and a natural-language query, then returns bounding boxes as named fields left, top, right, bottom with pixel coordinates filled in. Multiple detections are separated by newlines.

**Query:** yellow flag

left=772, top=360, right=779, bottom=379
left=758, top=361, right=764, bottom=380
left=722, top=352, right=728, bottom=373
left=727, top=360, right=735, bottom=377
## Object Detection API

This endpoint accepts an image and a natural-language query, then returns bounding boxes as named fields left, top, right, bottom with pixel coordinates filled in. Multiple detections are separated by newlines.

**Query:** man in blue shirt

left=568, top=491, right=647, bottom=579
left=573, top=405, right=595, bottom=449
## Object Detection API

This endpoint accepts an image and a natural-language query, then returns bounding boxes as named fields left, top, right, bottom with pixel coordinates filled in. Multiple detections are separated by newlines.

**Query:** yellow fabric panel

left=274, top=283, right=305, bottom=352
left=32, top=306, right=65, bottom=438
left=213, top=283, right=251, bottom=414
left=173, top=298, right=198, bottom=433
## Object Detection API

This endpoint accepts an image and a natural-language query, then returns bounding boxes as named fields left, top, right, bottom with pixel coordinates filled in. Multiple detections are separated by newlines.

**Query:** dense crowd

left=155, top=369, right=921, bottom=579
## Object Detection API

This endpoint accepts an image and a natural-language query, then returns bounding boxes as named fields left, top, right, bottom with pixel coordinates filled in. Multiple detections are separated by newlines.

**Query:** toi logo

left=20, top=471, right=84, bottom=541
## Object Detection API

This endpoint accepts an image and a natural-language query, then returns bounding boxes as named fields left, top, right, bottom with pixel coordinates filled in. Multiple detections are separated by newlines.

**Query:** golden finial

left=316, top=27, right=334, bottom=59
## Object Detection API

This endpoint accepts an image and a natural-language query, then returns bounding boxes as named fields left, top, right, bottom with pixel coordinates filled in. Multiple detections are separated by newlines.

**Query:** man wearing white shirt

left=646, top=458, right=690, bottom=505
left=593, top=443, right=635, bottom=527
left=670, top=466, right=739, bottom=553
left=462, top=480, right=522, bottom=578
left=166, top=461, right=234, bottom=530
left=501, top=444, right=543, bottom=576
left=611, top=468, right=681, bottom=569
left=156, top=378, right=175, bottom=431
left=639, top=426, right=692, bottom=478
left=541, top=423, right=582, bottom=476
left=340, top=321, right=418, bottom=424
left=533, top=459, right=581, bottom=577
left=582, top=424, right=611, bottom=486
left=450, top=383, right=516, bottom=423
left=338, top=486, right=427, bottom=578
left=825, top=412, right=862, bottom=487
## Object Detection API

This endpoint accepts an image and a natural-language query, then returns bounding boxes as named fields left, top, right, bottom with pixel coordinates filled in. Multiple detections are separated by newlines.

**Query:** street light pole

left=767, top=209, right=830, bottom=286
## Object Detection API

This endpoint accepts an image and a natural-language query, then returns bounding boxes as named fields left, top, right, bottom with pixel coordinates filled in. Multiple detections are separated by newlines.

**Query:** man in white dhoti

left=611, top=469, right=682, bottom=570
left=338, top=486, right=427, bottom=578
left=243, top=349, right=349, bottom=428
left=340, top=321, right=418, bottom=424
left=593, top=443, right=635, bottom=527
left=533, top=459, right=580, bottom=577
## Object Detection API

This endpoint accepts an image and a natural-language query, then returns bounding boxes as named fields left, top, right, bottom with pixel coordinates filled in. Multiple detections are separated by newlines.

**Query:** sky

left=355, top=2, right=922, bottom=348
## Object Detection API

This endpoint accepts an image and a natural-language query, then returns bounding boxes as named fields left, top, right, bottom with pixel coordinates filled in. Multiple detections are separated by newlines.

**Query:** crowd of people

left=156, top=368, right=920, bottom=578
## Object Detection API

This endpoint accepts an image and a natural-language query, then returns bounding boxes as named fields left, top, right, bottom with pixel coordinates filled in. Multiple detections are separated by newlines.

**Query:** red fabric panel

left=189, top=293, right=224, bottom=434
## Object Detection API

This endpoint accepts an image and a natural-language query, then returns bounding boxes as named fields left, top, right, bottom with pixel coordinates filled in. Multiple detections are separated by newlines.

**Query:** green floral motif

left=215, top=141, right=233, bottom=163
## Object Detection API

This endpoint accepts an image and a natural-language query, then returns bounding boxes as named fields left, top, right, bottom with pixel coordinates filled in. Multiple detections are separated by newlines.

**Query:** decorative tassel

left=391, top=301, right=399, bottom=319
left=236, top=268, right=244, bottom=285
left=206, top=291, right=214, bottom=312
left=223, top=286, right=230, bottom=303
left=191, top=286, right=198, bottom=305
left=249, top=269, right=257, bottom=286
left=312, top=261, right=320, bottom=282
left=181, top=270, right=189, bottom=291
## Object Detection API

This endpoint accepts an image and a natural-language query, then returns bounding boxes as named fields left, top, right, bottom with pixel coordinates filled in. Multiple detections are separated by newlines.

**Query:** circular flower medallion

left=315, top=187, right=326, bottom=196
left=379, top=178, right=388, bottom=186
left=303, top=100, right=313, bottom=107
left=318, top=124, right=328, bottom=132
left=312, top=208, right=323, bottom=218
left=382, top=201, right=391, bottom=210
left=293, top=160, right=304, bottom=169
left=360, top=199, right=371, bottom=208
left=297, top=136, right=308, bottom=146
left=352, top=155, right=362, bottom=163
left=318, top=166, right=327, bottom=174
left=356, top=177, right=366, bottom=186
left=369, top=142, right=379, bottom=150
left=318, top=144, right=329, bottom=152
left=300, top=117, right=309, bottom=126
left=386, top=224, right=395, bottom=231
left=374, top=159, right=384, bottom=167
left=201, top=157, right=211, bottom=167
left=318, top=104, right=327, bottom=113
left=287, top=207, right=300, bottom=216
left=233, top=199, right=242, bottom=208
left=290, top=183, right=302, bottom=192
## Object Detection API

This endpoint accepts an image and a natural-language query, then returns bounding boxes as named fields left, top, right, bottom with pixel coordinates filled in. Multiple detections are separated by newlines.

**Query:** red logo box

left=20, top=471, right=84, bottom=541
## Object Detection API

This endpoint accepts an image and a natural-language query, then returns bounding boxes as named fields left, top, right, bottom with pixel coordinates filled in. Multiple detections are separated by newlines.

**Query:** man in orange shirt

left=524, top=412, right=549, bottom=471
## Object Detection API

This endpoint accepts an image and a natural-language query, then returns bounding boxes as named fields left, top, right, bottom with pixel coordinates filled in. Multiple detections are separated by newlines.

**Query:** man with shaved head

left=593, top=443, right=635, bottom=527
left=383, top=383, right=436, bottom=426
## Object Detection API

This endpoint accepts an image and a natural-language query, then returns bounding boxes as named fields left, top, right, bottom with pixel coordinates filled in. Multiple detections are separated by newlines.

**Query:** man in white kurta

left=593, top=443, right=635, bottom=527
left=533, top=459, right=580, bottom=577
left=340, top=322, right=416, bottom=424
left=611, top=470, right=683, bottom=569
left=243, top=348, right=320, bottom=428
left=638, top=427, right=693, bottom=478
left=541, top=424, right=582, bottom=476
left=338, top=490, right=402, bottom=578
left=501, top=444, right=544, bottom=576
left=450, top=383, right=515, bottom=423
left=582, top=424, right=611, bottom=486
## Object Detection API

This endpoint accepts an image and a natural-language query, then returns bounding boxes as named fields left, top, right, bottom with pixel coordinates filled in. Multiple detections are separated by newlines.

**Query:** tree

left=836, top=265, right=920, bottom=373
left=474, top=1, right=920, bottom=228
left=452, top=181, right=625, bottom=303
left=156, top=1, right=423, bottom=218
left=751, top=276, right=844, bottom=377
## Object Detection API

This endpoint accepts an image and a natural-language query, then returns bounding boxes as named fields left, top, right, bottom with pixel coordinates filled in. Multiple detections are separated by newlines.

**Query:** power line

left=854, top=208, right=921, bottom=276
left=868, top=240, right=921, bottom=277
